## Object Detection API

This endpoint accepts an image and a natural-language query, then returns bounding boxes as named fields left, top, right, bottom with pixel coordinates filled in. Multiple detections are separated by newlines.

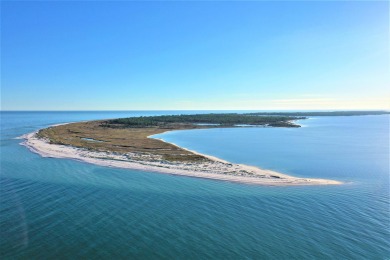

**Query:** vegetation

left=37, top=121, right=208, bottom=162
left=106, top=113, right=303, bottom=128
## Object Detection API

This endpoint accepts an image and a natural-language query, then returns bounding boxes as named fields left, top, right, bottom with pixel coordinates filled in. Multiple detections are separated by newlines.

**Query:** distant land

left=247, top=111, right=390, bottom=116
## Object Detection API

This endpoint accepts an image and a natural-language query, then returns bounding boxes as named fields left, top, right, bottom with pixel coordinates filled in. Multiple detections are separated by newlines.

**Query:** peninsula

left=22, top=112, right=375, bottom=186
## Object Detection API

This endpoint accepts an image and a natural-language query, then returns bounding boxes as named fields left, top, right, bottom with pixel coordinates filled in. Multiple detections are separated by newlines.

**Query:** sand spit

left=20, top=129, right=342, bottom=186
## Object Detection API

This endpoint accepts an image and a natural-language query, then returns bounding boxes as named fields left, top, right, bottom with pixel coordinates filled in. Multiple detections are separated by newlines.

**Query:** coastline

left=20, top=123, right=342, bottom=186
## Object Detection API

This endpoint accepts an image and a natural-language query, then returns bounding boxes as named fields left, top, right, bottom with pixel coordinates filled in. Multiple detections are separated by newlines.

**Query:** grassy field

left=37, top=121, right=212, bottom=162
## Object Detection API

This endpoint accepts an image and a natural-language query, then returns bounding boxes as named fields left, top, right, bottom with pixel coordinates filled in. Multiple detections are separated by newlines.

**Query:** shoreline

left=20, top=123, right=342, bottom=186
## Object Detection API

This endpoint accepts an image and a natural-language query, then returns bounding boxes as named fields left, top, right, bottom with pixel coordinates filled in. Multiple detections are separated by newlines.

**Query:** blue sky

left=1, top=1, right=388, bottom=110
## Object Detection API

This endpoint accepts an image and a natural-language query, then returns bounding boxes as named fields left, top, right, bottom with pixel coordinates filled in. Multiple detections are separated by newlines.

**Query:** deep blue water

left=1, top=111, right=389, bottom=259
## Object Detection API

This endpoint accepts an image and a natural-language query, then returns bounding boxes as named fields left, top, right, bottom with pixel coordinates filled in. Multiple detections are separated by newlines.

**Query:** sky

left=1, top=1, right=389, bottom=111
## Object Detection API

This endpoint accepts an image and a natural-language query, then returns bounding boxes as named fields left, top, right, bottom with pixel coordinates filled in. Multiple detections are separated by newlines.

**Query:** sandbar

left=20, top=122, right=342, bottom=186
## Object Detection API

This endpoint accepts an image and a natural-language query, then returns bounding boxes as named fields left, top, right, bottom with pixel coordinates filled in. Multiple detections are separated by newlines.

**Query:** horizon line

left=1, top=109, right=389, bottom=112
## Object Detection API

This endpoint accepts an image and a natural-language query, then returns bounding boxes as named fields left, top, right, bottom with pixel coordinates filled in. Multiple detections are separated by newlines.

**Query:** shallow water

left=81, top=137, right=105, bottom=143
left=1, top=112, right=389, bottom=259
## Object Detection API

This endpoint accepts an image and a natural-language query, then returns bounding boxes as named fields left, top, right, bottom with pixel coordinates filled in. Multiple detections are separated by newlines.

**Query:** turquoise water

left=1, top=112, right=389, bottom=259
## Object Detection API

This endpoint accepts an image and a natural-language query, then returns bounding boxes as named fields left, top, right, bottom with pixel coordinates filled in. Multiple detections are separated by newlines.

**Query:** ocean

left=1, top=111, right=389, bottom=259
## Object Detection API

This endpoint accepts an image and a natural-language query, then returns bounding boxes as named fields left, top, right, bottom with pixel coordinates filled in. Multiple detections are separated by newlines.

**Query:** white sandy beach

left=20, top=127, right=342, bottom=186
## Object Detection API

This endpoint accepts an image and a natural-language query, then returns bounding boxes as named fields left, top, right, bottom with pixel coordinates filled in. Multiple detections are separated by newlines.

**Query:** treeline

left=248, top=111, right=389, bottom=116
left=106, top=113, right=304, bottom=128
